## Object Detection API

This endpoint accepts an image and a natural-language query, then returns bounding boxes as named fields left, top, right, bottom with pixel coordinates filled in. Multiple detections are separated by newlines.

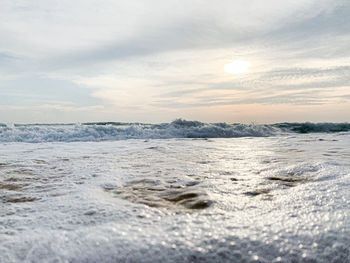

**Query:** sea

left=0, top=119, right=349, bottom=263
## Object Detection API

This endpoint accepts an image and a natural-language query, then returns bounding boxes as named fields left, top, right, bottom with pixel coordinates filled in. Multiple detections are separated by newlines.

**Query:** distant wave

left=274, top=122, right=350, bottom=133
left=0, top=119, right=349, bottom=142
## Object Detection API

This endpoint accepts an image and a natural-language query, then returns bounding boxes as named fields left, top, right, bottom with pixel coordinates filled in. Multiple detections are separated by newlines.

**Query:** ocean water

left=0, top=120, right=349, bottom=262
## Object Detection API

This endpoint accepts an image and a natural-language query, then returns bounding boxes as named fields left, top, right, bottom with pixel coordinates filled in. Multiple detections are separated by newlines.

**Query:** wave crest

left=0, top=119, right=349, bottom=142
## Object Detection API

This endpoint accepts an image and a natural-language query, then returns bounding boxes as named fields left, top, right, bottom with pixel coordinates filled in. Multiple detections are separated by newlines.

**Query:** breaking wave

left=0, top=119, right=349, bottom=142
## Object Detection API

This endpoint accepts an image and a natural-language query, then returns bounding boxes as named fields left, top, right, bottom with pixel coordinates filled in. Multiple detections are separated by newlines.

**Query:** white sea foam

left=0, top=134, right=349, bottom=262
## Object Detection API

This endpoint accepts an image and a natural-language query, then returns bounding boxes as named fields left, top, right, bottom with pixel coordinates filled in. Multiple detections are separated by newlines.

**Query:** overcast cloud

left=0, top=0, right=349, bottom=123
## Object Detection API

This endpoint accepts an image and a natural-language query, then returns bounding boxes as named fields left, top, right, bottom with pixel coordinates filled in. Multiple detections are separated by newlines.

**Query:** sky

left=0, top=0, right=350, bottom=124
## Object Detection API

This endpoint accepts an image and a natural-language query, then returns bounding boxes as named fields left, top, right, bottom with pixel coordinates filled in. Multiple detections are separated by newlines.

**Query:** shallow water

left=0, top=134, right=349, bottom=262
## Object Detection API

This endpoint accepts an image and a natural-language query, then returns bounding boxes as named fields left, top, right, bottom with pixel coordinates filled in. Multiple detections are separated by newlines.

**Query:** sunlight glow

left=224, top=60, right=251, bottom=75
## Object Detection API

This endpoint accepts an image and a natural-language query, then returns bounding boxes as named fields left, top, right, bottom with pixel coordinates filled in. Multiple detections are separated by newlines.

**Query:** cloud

left=1, top=0, right=350, bottom=123
left=0, top=75, right=100, bottom=107
left=41, top=0, right=347, bottom=70
left=153, top=65, right=350, bottom=107
left=1, top=0, right=344, bottom=64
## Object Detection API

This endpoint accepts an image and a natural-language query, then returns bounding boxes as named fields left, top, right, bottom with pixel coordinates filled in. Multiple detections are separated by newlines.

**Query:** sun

left=224, top=60, right=251, bottom=75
